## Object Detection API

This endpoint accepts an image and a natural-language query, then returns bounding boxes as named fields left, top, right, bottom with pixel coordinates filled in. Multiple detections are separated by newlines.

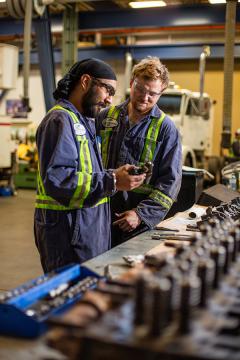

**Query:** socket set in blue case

left=0, top=264, right=100, bottom=338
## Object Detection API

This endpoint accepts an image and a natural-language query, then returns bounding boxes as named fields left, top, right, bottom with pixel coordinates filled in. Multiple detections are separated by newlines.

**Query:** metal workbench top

left=84, top=229, right=163, bottom=277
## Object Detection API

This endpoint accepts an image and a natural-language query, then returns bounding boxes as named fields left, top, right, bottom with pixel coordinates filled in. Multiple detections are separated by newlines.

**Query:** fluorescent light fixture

left=208, top=0, right=226, bottom=3
left=209, top=0, right=240, bottom=3
left=0, top=0, right=6, bottom=2
left=129, top=1, right=166, bottom=9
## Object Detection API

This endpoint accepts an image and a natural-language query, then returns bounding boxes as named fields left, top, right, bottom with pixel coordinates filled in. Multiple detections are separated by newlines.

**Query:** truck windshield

left=186, top=98, right=200, bottom=116
left=186, top=98, right=210, bottom=119
left=157, top=94, right=182, bottom=115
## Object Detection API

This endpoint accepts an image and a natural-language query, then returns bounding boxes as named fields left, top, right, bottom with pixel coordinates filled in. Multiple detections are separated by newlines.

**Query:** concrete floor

left=0, top=189, right=42, bottom=292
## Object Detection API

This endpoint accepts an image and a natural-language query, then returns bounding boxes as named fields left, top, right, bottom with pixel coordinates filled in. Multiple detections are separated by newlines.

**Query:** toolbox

left=0, top=264, right=100, bottom=338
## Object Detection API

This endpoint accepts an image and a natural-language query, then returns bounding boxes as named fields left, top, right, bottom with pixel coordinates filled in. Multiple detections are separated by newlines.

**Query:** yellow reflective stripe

left=72, top=137, right=93, bottom=206
left=84, top=138, right=92, bottom=174
left=36, top=193, right=108, bottom=210
left=149, top=189, right=173, bottom=209
left=36, top=204, right=68, bottom=210
left=93, top=197, right=109, bottom=207
left=100, top=129, right=112, bottom=168
left=36, top=195, right=71, bottom=210
left=36, top=194, right=58, bottom=201
left=76, top=137, right=93, bottom=205
left=37, top=170, right=45, bottom=196
left=69, top=172, right=85, bottom=208
left=100, top=106, right=120, bottom=167
left=53, top=106, right=93, bottom=206
left=49, top=105, right=79, bottom=124
left=132, top=185, right=173, bottom=209
left=140, top=113, right=165, bottom=163
left=79, top=136, right=87, bottom=172
left=108, top=105, right=116, bottom=117
left=68, top=165, right=92, bottom=208
left=80, top=138, right=92, bottom=205
left=79, top=172, right=92, bottom=207
left=36, top=105, right=94, bottom=209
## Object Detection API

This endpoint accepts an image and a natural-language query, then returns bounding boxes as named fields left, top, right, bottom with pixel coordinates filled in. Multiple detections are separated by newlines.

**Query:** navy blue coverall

left=34, top=100, right=115, bottom=272
left=97, top=100, right=182, bottom=246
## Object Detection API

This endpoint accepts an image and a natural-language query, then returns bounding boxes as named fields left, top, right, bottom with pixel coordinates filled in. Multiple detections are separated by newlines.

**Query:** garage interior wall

left=0, top=58, right=239, bottom=157
left=166, top=59, right=240, bottom=156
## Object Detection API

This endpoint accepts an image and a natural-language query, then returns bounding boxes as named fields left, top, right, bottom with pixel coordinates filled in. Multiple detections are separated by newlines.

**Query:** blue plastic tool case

left=0, top=264, right=100, bottom=338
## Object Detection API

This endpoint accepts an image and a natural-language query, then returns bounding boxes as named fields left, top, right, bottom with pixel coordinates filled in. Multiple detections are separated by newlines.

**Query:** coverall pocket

left=34, top=211, right=78, bottom=272
left=35, top=210, right=59, bottom=227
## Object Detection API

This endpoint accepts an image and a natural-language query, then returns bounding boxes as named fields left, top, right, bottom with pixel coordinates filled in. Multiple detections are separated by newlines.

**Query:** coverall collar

left=57, top=99, right=96, bottom=138
left=57, top=99, right=81, bottom=116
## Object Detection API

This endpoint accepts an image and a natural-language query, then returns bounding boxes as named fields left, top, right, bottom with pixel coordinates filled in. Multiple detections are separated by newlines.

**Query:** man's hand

left=113, top=210, right=141, bottom=232
left=114, top=165, right=145, bottom=191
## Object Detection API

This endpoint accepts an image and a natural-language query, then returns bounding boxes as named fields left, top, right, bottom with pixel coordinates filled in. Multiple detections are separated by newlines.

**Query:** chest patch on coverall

left=74, top=123, right=86, bottom=136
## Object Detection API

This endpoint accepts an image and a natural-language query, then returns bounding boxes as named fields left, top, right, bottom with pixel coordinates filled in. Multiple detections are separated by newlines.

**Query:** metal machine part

left=197, top=197, right=240, bottom=228
left=71, top=218, right=240, bottom=360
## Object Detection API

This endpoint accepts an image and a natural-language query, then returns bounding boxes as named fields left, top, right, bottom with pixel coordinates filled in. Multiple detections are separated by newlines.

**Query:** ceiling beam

left=76, top=4, right=240, bottom=30
left=17, top=43, right=240, bottom=65
left=0, top=4, right=240, bottom=36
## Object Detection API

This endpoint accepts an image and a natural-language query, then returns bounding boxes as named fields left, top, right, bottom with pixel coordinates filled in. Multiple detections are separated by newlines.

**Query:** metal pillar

left=61, top=3, right=78, bottom=76
left=34, top=8, right=56, bottom=111
left=221, top=0, right=237, bottom=150
left=22, top=0, right=32, bottom=112
left=199, top=46, right=210, bottom=114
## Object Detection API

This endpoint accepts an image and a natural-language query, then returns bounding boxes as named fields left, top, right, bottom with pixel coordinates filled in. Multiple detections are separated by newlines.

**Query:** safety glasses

left=91, top=77, right=116, bottom=97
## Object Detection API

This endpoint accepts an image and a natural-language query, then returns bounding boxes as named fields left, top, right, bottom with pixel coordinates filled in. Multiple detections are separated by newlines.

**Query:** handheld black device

left=128, top=161, right=153, bottom=176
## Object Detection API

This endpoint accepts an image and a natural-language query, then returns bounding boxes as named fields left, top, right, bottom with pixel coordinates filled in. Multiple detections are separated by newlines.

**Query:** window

left=186, top=98, right=210, bottom=120
left=157, top=94, right=182, bottom=115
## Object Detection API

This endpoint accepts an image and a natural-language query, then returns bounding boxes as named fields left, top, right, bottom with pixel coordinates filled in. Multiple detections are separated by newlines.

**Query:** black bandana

left=53, top=58, right=116, bottom=100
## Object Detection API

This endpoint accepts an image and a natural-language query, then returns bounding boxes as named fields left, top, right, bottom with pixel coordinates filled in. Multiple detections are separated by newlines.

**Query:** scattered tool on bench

left=151, top=234, right=193, bottom=241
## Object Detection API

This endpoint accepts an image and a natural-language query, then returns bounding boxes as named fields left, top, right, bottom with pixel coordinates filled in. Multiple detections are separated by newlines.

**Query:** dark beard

left=82, top=85, right=105, bottom=118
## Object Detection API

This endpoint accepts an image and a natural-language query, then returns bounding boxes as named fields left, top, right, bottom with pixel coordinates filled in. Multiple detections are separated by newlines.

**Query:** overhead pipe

left=124, top=50, right=133, bottom=97
left=2, top=23, right=240, bottom=40
left=6, top=0, right=34, bottom=111
left=6, top=0, right=54, bottom=112
left=221, top=0, right=237, bottom=151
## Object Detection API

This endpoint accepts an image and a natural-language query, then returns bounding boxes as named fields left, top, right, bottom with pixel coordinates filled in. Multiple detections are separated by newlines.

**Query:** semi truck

left=158, top=82, right=215, bottom=169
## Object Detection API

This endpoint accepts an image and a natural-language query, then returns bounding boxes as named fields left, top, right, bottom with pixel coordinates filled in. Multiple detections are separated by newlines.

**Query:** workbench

left=0, top=206, right=203, bottom=359
left=84, top=205, right=201, bottom=277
